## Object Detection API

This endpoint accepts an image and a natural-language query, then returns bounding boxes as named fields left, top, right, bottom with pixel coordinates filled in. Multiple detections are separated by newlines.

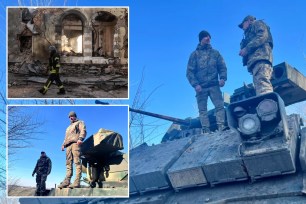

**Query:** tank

left=124, top=61, right=306, bottom=203
left=19, top=62, right=306, bottom=203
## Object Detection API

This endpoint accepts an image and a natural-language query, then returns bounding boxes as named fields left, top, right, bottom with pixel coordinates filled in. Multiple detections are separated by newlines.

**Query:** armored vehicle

left=125, top=62, right=306, bottom=203
left=19, top=61, right=306, bottom=203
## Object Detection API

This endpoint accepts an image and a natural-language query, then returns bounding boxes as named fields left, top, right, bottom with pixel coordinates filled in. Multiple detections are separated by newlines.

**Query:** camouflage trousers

left=65, top=143, right=82, bottom=184
left=196, top=85, right=225, bottom=128
left=35, top=174, right=47, bottom=195
left=252, top=61, right=273, bottom=95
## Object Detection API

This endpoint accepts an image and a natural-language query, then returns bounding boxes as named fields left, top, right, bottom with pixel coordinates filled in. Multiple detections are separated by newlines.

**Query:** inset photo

left=7, top=7, right=128, bottom=99
left=7, top=105, right=129, bottom=197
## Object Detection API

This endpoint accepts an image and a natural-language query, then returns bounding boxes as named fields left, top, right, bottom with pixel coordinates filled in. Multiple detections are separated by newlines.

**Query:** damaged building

left=7, top=7, right=128, bottom=98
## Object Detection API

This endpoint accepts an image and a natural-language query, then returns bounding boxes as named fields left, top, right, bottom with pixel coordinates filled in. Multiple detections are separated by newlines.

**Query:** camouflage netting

left=81, top=128, right=124, bottom=157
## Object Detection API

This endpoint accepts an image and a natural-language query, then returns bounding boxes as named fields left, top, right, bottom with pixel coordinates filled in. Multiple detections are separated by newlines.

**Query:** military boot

left=57, top=88, right=65, bottom=95
left=217, top=124, right=224, bottom=132
left=34, top=191, right=40, bottom=196
left=217, top=124, right=229, bottom=132
left=58, top=178, right=70, bottom=189
left=68, top=180, right=80, bottom=189
left=97, top=181, right=103, bottom=188
left=38, top=88, right=46, bottom=95
left=202, top=127, right=210, bottom=134
left=90, top=181, right=96, bottom=188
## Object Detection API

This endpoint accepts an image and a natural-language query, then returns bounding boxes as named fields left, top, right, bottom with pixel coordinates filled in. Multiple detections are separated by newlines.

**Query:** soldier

left=38, top=45, right=66, bottom=95
left=187, top=30, right=227, bottom=133
left=32, top=151, right=52, bottom=196
left=239, top=15, right=274, bottom=95
left=58, top=111, right=87, bottom=189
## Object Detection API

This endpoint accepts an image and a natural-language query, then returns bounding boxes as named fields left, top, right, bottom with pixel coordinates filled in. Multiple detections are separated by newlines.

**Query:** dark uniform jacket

left=240, top=20, right=273, bottom=72
left=187, top=44, right=227, bottom=88
left=49, top=53, right=61, bottom=74
left=32, top=156, right=52, bottom=175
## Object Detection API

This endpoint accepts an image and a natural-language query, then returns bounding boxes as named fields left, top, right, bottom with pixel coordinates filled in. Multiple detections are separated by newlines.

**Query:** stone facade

left=8, top=7, right=128, bottom=66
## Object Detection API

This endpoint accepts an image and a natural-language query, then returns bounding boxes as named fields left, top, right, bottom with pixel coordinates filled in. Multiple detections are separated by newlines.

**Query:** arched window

left=61, top=14, right=83, bottom=56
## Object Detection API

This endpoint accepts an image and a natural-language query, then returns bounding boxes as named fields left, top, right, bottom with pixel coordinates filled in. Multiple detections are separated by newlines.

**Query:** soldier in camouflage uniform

left=239, top=15, right=274, bottom=95
left=58, top=111, right=87, bottom=189
left=187, top=30, right=227, bottom=133
left=32, top=151, right=52, bottom=196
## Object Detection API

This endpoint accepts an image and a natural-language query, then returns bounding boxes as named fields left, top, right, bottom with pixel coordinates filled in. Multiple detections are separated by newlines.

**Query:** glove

left=32, top=173, right=35, bottom=177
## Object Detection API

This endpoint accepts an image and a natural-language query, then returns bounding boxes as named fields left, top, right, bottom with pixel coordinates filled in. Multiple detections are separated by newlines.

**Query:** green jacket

left=187, top=44, right=227, bottom=88
left=240, top=20, right=273, bottom=72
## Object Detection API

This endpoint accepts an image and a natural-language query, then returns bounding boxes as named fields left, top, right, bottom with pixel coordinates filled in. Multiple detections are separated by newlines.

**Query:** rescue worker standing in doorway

left=58, top=111, right=86, bottom=189
left=32, top=151, right=52, bottom=196
left=39, top=45, right=65, bottom=95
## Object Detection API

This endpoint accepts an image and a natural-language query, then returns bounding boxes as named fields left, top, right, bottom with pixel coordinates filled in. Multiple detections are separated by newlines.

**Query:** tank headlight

left=256, top=99, right=278, bottom=121
left=242, top=118, right=256, bottom=130
left=238, top=114, right=260, bottom=136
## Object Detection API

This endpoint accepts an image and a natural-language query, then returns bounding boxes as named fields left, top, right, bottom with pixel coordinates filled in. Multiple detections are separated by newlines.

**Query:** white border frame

left=6, top=104, right=130, bottom=198
left=6, top=6, right=130, bottom=100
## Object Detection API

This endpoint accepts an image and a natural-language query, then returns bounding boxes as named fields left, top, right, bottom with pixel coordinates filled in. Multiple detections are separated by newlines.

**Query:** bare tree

left=7, top=106, right=45, bottom=156
left=129, top=68, right=169, bottom=149
left=0, top=74, right=6, bottom=191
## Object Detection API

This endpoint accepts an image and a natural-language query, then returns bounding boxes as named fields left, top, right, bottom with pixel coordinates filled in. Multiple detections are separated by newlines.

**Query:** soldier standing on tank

left=239, top=15, right=274, bottom=95
left=32, top=151, right=52, bottom=196
left=187, top=30, right=227, bottom=133
left=38, top=45, right=66, bottom=95
left=58, top=111, right=87, bottom=189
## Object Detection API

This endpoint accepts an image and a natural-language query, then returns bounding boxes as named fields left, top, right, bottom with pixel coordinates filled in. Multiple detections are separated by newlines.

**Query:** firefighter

left=38, top=45, right=65, bottom=95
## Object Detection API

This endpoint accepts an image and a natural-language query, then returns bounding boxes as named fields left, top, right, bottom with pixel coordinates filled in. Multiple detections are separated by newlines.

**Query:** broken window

left=61, top=14, right=83, bottom=56
left=18, top=33, right=32, bottom=53
left=92, top=11, right=117, bottom=57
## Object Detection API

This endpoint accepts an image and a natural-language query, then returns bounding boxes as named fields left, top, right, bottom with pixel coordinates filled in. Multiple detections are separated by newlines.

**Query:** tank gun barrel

left=129, top=108, right=191, bottom=126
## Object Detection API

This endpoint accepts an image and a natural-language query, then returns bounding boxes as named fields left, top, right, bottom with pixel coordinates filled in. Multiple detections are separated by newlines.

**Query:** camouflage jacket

left=63, top=119, right=87, bottom=147
left=32, top=156, right=52, bottom=175
left=49, top=53, right=60, bottom=74
left=186, top=44, right=227, bottom=88
left=240, top=20, right=273, bottom=72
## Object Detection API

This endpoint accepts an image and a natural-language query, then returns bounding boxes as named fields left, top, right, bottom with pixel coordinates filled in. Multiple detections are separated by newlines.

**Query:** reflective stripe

left=50, top=70, right=57, bottom=74
left=46, top=80, right=52, bottom=88
left=56, top=65, right=60, bottom=67
left=59, top=85, right=64, bottom=89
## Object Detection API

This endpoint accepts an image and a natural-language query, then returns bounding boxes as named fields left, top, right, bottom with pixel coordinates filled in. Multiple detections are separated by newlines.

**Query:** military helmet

left=48, top=45, right=57, bottom=52
left=198, top=30, right=211, bottom=42
left=238, top=15, right=256, bottom=28
left=68, top=111, right=77, bottom=118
